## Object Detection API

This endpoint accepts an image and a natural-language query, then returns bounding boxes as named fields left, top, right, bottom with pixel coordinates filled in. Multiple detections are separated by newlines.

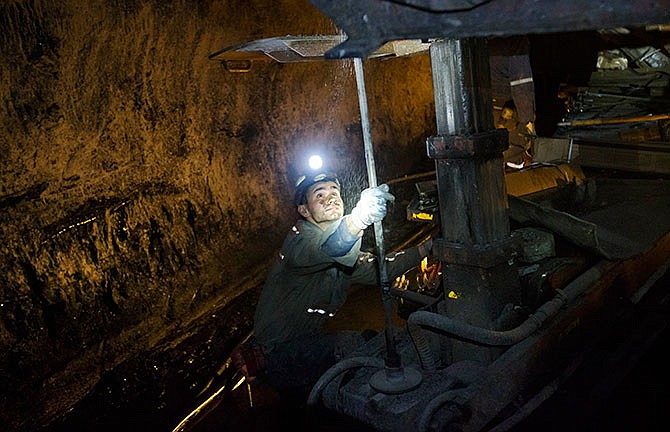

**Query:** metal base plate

left=369, top=366, right=423, bottom=394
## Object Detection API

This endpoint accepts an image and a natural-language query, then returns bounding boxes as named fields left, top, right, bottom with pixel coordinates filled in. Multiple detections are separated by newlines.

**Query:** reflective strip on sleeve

left=510, top=77, right=533, bottom=86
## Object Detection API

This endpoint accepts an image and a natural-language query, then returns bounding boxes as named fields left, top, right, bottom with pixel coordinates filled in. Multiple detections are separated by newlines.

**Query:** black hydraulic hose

left=307, top=356, right=384, bottom=406
left=406, top=322, right=437, bottom=372
left=407, top=261, right=609, bottom=347
left=417, top=388, right=467, bottom=432
left=413, top=262, right=608, bottom=431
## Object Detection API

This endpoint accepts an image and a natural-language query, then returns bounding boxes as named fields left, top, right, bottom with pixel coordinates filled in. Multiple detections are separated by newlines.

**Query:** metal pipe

left=557, top=113, right=670, bottom=127
left=567, top=137, right=574, bottom=162
left=386, top=170, right=436, bottom=185
left=353, top=57, right=401, bottom=368
left=390, top=286, right=439, bottom=306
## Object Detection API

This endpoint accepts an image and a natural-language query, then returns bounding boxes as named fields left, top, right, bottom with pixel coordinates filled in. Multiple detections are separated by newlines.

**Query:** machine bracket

left=434, top=234, right=522, bottom=268
left=427, top=129, right=508, bottom=159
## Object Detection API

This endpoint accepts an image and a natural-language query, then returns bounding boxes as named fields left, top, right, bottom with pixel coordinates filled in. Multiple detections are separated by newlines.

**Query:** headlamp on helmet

left=294, top=172, right=340, bottom=206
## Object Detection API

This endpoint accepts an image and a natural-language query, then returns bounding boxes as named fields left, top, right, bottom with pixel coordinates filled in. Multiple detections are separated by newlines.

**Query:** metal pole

left=568, top=137, right=574, bottom=162
left=353, top=57, right=422, bottom=393
left=353, top=57, right=400, bottom=368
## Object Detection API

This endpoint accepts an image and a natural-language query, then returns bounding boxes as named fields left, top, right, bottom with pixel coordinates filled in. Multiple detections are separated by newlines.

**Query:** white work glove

left=349, top=184, right=395, bottom=230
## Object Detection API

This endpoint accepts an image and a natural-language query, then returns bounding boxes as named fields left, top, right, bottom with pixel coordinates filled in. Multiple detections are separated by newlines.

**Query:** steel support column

left=428, top=38, right=521, bottom=364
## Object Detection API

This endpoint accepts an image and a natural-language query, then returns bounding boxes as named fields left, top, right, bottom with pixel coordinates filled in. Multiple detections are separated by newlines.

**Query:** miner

left=241, top=171, right=430, bottom=393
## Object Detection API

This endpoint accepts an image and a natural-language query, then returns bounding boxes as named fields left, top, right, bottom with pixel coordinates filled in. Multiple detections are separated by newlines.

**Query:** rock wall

left=0, top=0, right=435, bottom=429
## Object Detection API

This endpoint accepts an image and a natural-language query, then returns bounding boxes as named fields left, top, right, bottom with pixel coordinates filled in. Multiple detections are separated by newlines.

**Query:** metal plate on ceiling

left=208, top=35, right=430, bottom=67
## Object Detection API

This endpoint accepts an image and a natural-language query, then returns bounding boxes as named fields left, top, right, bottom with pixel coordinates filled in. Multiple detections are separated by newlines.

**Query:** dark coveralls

left=489, top=35, right=536, bottom=165
left=253, top=216, right=422, bottom=391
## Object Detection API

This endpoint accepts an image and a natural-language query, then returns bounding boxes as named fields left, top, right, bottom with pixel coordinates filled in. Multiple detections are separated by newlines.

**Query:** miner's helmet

left=294, top=172, right=341, bottom=206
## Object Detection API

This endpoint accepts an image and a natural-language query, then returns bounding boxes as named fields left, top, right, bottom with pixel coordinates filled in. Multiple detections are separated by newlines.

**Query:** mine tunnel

left=1, top=1, right=670, bottom=431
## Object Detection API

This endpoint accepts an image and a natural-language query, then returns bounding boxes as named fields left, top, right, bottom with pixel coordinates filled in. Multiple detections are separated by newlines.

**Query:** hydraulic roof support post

left=427, top=38, right=522, bottom=364
left=353, top=58, right=422, bottom=393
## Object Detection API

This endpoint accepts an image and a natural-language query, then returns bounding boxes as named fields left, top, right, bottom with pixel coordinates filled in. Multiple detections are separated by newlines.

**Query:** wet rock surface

left=43, top=283, right=261, bottom=432
left=40, top=183, right=427, bottom=432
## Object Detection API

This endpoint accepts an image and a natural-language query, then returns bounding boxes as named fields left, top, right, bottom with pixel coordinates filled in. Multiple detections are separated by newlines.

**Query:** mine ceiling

left=307, top=0, right=670, bottom=58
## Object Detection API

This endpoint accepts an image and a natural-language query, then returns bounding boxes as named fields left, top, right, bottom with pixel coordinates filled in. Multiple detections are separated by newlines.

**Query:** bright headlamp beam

left=308, top=155, right=323, bottom=170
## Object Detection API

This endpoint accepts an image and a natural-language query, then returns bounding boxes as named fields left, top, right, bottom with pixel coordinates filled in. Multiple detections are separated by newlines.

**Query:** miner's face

left=298, top=181, right=344, bottom=227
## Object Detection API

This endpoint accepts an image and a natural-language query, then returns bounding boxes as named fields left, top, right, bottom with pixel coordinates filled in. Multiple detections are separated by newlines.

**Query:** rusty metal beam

left=309, top=0, right=670, bottom=58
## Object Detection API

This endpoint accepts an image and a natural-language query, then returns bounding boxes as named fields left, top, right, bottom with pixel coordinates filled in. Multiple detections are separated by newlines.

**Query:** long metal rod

left=557, top=113, right=670, bottom=127
left=353, top=57, right=400, bottom=368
